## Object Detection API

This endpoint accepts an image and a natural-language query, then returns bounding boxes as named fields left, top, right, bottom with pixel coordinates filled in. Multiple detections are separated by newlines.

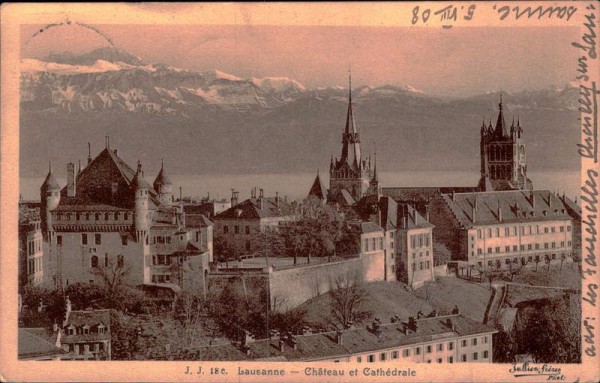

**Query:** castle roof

left=41, top=169, right=60, bottom=190
left=153, top=160, right=172, bottom=190
left=214, top=197, right=295, bottom=220
left=57, top=147, right=159, bottom=209
left=439, top=190, right=572, bottom=228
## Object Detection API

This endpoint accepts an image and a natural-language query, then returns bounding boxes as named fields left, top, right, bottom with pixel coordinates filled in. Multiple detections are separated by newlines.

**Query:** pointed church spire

left=372, top=151, right=378, bottom=182
left=494, top=93, right=508, bottom=137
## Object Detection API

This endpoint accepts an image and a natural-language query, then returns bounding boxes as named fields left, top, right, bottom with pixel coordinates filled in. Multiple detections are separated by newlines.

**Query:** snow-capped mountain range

left=20, top=48, right=580, bottom=176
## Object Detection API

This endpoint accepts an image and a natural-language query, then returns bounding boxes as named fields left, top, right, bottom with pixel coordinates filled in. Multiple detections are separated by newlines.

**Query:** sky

left=21, top=24, right=579, bottom=97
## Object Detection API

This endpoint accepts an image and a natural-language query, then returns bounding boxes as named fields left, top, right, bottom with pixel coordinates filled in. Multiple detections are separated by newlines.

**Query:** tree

left=92, top=257, right=132, bottom=310
left=249, top=225, right=287, bottom=266
left=65, top=282, right=106, bottom=310
left=173, top=292, right=207, bottom=347
left=330, top=272, right=372, bottom=328
left=213, top=236, right=232, bottom=268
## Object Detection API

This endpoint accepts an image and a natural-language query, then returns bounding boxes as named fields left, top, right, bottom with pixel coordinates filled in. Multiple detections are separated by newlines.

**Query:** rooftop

left=214, top=197, right=295, bottom=220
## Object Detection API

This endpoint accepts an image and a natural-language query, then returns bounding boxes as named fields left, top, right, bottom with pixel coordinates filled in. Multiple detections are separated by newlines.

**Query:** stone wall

left=268, top=258, right=363, bottom=311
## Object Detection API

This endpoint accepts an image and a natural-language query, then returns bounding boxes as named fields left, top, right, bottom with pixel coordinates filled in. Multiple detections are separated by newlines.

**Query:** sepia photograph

left=1, top=2, right=598, bottom=382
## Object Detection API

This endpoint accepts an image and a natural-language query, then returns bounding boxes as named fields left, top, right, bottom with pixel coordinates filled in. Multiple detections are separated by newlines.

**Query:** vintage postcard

left=1, top=2, right=599, bottom=382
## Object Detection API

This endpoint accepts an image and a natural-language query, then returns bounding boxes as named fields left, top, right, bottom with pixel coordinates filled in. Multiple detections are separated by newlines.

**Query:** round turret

left=153, top=159, right=173, bottom=205
left=132, top=161, right=151, bottom=237
left=40, top=166, right=61, bottom=232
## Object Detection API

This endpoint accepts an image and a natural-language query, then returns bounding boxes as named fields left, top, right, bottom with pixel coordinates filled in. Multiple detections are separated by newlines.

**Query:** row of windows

left=152, top=236, right=172, bottom=245
left=412, top=250, right=430, bottom=259
left=153, top=254, right=171, bottom=265
left=57, top=211, right=131, bottom=222
left=28, top=257, right=42, bottom=275
left=477, top=253, right=568, bottom=268
left=355, top=337, right=489, bottom=363
left=410, top=234, right=430, bottom=249
left=27, top=239, right=42, bottom=255
left=477, top=241, right=571, bottom=255
left=65, top=324, right=106, bottom=336
left=90, top=254, right=124, bottom=268
left=411, top=260, right=431, bottom=271
left=81, top=233, right=102, bottom=245
left=66, top=341, right=106, bottom=355
left=364, top=237, right=384, bottom=253
left=477, top=224, right=571, bottom=239
left=152, top=274, right=171, bottom=283
left=223, top=225, right=252, bottom=235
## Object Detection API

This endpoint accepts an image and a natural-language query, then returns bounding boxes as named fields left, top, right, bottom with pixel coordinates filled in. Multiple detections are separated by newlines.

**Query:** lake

left=19, top=170, right=582, bottom=202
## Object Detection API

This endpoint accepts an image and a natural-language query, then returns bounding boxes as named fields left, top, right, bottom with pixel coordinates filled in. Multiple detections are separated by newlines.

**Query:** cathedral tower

left=478, top=95, right=532, bottom=191
left=329, top=72, right=372, bottom=201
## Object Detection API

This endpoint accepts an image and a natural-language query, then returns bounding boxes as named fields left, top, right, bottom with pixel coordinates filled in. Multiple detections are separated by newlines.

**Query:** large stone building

left=188, top=312, right=498, bottom=363
left=428, top=190, right=573, bottom=270
left=212, top=188, right=296, bottom=259
left=38, top=142, right=212, bottom=293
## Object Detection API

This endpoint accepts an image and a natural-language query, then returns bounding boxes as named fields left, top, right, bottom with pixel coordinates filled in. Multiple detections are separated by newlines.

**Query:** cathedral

left=326, top=73, right=378, bottom=203
left=478, top=96, right=533, bottom=191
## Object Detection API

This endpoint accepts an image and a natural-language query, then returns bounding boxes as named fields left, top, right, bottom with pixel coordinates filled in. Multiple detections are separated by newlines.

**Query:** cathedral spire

left=494, top=92, right=508, bottom=137
left=372, top=151, right=378, bottom=182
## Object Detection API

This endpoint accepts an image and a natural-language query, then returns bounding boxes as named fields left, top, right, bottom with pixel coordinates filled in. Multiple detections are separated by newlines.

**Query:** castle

left=32, top=140, right=212, bottom=293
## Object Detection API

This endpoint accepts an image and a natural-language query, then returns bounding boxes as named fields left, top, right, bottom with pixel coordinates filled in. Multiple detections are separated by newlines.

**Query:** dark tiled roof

left=397, top=203, right=434, bottom=230
left=378, top=196, right=398, bottom=231
left=382, top=187, right=477, bottom=203
left=440, top=190, right=572, bottom=228
left=186, top=214, right=213, bottom=228
left=214, top=198, right=294, bottom=220
left=308, top=173, right=327, bottom=200
left=62, top=309, right=111, bottom=343
left=349, top=220, right=384, bottom=234
left=561, top=196, right=581, bottom=219
left=19, top=328, right=65, bottom=359
left=329, top=189, right=356, bottom=207
left=53, top=204, right=129, bottom=212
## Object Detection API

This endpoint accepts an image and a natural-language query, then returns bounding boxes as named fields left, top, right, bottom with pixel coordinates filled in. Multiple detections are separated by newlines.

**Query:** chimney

left=114, top=149, right=118, bottom=156
left=278, top=339, right=285, bottom=352
left=497, top=199, right=502, bottom=221
left=446, top=318, right=456, bottom=331
left=66, top=162, right=76, bottom=197
left=472, top=207, right=476, bottom=223
left=284, top=195, right=288, bottom=202
left=259, top=188, right=264, bottom=198
left=231, top=189, right=238, bottom=207
left=425, top=206, right=430, bottom=222
left=335, top=330, right=343, bottom=345
left=53, top=323, right=58, bottom=332
left=275, top=192, right=280, bottom=208
left=408, top=316, right=417, bottom=331
left=87, top=142, right=92, bottom=165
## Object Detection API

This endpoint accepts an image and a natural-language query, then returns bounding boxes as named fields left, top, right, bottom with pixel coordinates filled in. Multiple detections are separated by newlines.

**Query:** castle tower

left=329, top=71, right=372, bottom=201
left=153, top=159, right=174, bottom=205
left=40, top=163, right=61, bottom=236
left=478, top=95, right=532, bottom=191
left=132, top=160, right=150, bottom=242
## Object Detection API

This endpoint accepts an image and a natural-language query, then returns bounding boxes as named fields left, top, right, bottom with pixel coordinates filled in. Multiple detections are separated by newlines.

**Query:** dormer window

left=82, top=325, right=90, bottom=335
left=97, top=323, right=105, bottom=334
left=66, top=325, right=76, bottom=335
left=542, top=210, right=547, bottom=216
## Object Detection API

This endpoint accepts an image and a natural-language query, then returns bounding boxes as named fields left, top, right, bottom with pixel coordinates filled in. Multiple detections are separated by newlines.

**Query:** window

left=505, top=227, right=510, bottom=236
left=448, top=356, right=454, bottom=363
left=472, top=338, right=477, bottom=346
left=483, top=336, right=488, bottom=344
left=426, top=345, right=432, bottom=353
left=487, top=247, right=492, bottom=254
left=505, top=246, right=510, bottom=252
left=117, top=255, right=124, bottom=268
left=91, top=256, right=98, bottom=268
left=527, top=244, right=532, bottom=250
left=483, top=350, right=489, bottom=358
left=473, top=352, right=478, bottom=361
left=477, top=230, right=482, bottom=239
left=505, top=258, right=511, bottom=265
left=487, top=229, right=492, bottom=237
left=223, top=226, right=229, bottom=234
left=95, top=233, right=101, bottom=245
left=411, top=235, right=416, bottom=248
left=513, top=245, right=518, bottom=252
left=437, top=343, right=444, bottom=351
left=104, top=213, right=109, bottom=220
left=95, top=213, right=99, bottom=220
left=544, top=243, right=549, bottom=249
left=124, top=212, right=128, bottom=221
left=234, top=225, right=240, bottom=234
left=426, top=360, right=431, bottom=363
left=528, top=255, right=533, bottom=262
left=364, top=239, right=369, bottom=252
left=372, top=238, right=376, bottom=250
left=98, top=325, right=105, bottom=334
left=477, top=249, right=482, bottom=255
left=560, top=226, right=565, bottom=232
left=462, top=354, right=467, bottom=362
left=419, top=262, right=423, bottom=270
left=437, top=358, right=442, bottom=363
left=567, top=225, right=571, bottom=232
left=115, top=212, right=120, bottom=220
left=81, top=234, right=88, bottom=245
left=487, top=260, right=492, bottom=266
left=426, top=261, right=430, bottom=269
left=495, top=246, right=500, bottom=253
left=82, top=326, right=90, bottom=335
left=380, top=353, right=386, bottom=361
left=245, top=226, right=250, bottom=234
left=544, top=227, right=549, bottom=233
left=520, top=245, right=525, bottom=251
left=551, top=227, right=556, bottom=233
left=367, top=355, right=375, bottom=363
left=448, top=342, right=454, bottom=350
left=356, top=356, right=362, bottom=363
left=122, top=236, right=127, bottom=246
left=425, top=236, right=430, bottom=247
left=462, top=340, right=467, bottom=347
left=561, top=241, right=565, bottom=247
left=415, top=347, right=421, bottom=355
left=104, top=253, right=108, bottom=267
left=496, top=228, right=500, bottom=237
left=402, top=349, right=410, bottom=357
left=391, top=351, right=399, bottom=359
left=57, top=236, right=62, bottom=246
left=535, top=244, right=540, bottom=250
left=552, top=242, right=556, bottom=249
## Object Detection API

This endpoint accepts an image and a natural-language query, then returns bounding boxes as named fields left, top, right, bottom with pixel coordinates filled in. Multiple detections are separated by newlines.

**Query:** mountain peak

left=43, top=47, right=144, bottom=67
